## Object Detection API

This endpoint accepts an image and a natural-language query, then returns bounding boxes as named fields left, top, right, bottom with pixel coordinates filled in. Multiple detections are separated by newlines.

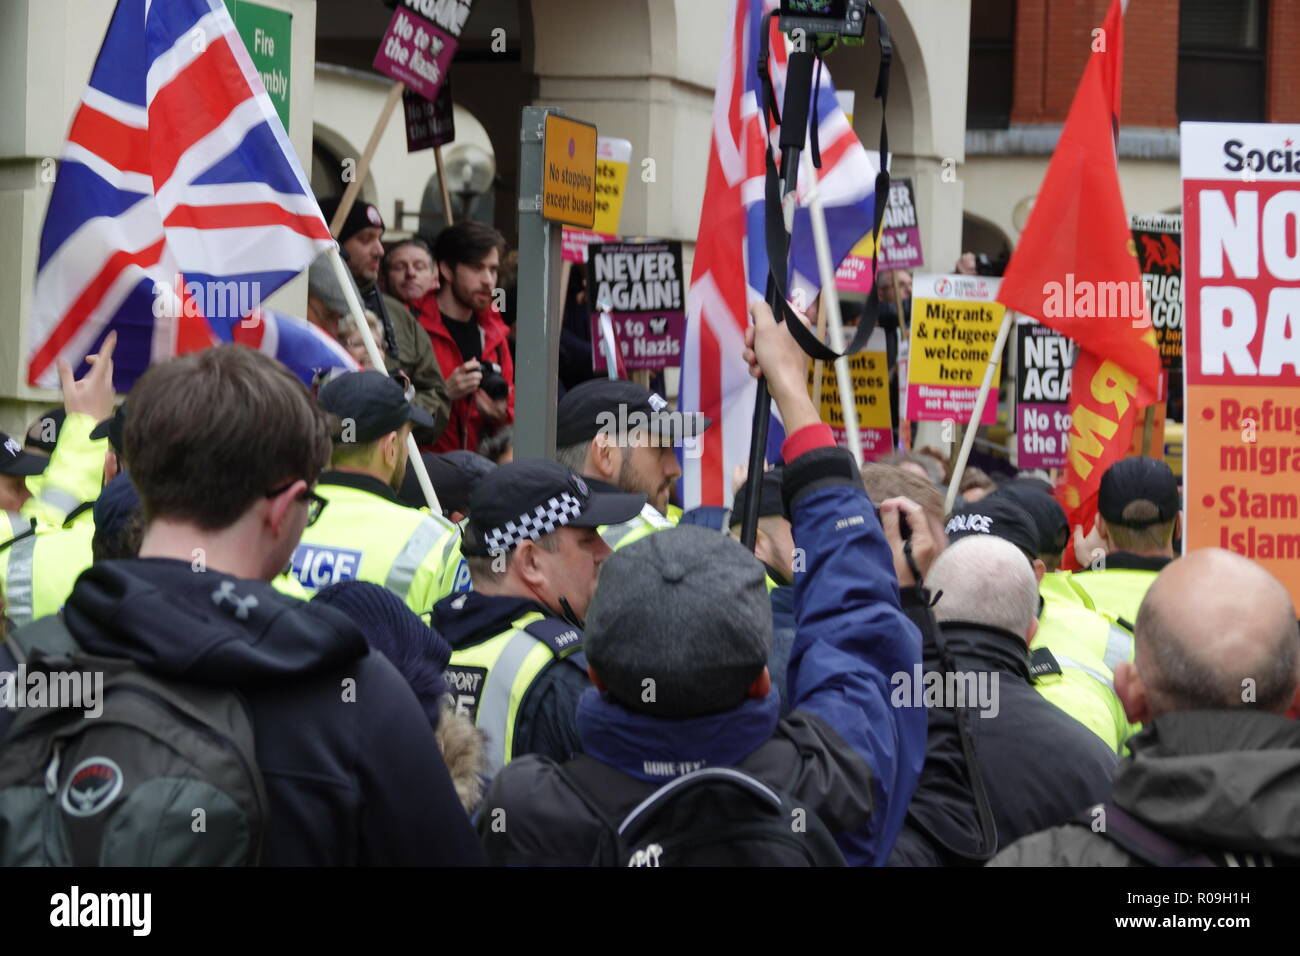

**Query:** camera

left=778, top=0, right=869, bottom=39
left=478, top=361, right=509, bottom=401
left=975, top=254, right=1009, bottom=277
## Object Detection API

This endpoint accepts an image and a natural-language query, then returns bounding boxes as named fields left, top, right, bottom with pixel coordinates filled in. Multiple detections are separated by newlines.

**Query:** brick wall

left=1009, top=0, right=1177, bottom=128
left=1268, top=0, right=1300, bottom=122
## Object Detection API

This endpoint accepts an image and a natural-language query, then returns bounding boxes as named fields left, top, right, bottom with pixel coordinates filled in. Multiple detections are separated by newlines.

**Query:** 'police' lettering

left=291, top=544, right=363, bottom=588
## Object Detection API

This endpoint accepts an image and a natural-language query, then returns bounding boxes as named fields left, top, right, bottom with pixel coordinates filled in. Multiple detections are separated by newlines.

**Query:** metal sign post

left=514, top=106, right=596, bottom=461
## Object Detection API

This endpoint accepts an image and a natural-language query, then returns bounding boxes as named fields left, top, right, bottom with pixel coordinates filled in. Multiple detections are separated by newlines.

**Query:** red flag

left=995, top=0, right=1161, bottom=549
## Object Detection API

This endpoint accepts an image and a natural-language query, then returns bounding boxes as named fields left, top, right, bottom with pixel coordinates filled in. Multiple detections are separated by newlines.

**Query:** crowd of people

left=0, top=221, right=1296, bottom=866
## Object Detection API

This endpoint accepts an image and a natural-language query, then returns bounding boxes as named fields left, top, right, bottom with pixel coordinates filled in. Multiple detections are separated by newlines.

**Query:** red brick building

left=960, top=0, right=1296, bottom=259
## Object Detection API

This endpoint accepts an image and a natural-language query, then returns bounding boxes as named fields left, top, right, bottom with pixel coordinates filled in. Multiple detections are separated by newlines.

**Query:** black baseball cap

left=0, top=432, right=48, bottom=477
left=398, top=450, right=496, bottom=514
left=1098, top=457, right=1180, bottom=528
left=991, top=478, right=1068, bottom=558
left=319, top=370, right=434, bottom=443
left=24, top=408, right=65, bottom=455
left=944, top=495, right=1040, bottom=563
left=89, top=402, right=127, bottom=456
left=555, top=379, right=711, bottom=448
left=461, top=460, right=645, bottom=556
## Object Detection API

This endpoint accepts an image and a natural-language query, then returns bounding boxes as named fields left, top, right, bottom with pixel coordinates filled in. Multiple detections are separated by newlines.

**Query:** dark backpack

left=559, top=756, right=845, bottom=867
left=0, top=616, right=268, bottom=866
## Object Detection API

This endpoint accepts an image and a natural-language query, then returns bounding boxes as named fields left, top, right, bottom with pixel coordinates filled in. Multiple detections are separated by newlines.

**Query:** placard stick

left=329, top=82, right=406, bottom=237
left=434, top=144, right=455, bottom=227
left=811, top=293, right=829, bottom=409
left=944, top=310, right=1013, bottom=515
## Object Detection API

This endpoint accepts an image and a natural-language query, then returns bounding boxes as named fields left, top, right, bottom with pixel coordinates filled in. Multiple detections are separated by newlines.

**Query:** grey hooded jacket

left=989, top=709, right=1300, bottom=866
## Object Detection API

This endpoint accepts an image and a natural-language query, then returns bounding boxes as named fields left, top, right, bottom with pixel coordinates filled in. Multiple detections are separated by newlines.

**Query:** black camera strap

left=756, top=5, right=893, bottom=363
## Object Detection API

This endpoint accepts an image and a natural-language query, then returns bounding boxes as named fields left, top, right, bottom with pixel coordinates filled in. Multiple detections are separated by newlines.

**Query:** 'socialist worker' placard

left=1016, top=317, right=1075, bottom=469
left=1182, top=121, right=1300, bottom=602
left=906, top=273, right=1005, bottom=425
left=589, top=241, right=685, bottom=372
left=543, top=114, right=597, bottom=229
left=807, top=328, right=893, bottom=459
left=1131, top=212, right=1183, bottom=373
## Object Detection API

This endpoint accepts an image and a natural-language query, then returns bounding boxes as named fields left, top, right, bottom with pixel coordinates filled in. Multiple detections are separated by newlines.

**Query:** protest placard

left=1182, top=121, right=1300, bottom=602
left=1015, top=316, right=1074, bottom=469
left=836, top=178, right=924, bottom=292
left=589, top=241, right=685, bottom=371
left=906, top=273, right=1004, bottom=425
left=1131, top=212, right=1182, bottom=373
left=403, top=80, right=455, bottom=152
left=373, top=0, right=471, bottom=102
left=807, top=329, right=893, bottom=459
left=563, top=137, right=631, bottom=262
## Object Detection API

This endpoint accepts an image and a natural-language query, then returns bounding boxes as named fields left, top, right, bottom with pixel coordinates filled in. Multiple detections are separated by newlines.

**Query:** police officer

left=292, top=370, right=466, bottom=614
left=1068, top=457, right=1181, bottom=631
left=553, top=379, right=711, bottom=550
left=434, top=460, right=643, bottom=775
left=0, top=335, right=119, bottom=625
left=945, top=496, right=1137, bottom=753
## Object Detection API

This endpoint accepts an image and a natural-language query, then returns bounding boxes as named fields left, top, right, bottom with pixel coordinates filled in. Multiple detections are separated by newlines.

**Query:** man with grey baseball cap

left=477, top=301, right=928, bottom=867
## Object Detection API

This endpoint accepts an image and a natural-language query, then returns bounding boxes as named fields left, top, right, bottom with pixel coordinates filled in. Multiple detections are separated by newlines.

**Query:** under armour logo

left=3, top=438, right=20, bottom=457
left=212, top=580, right=259, bottom=620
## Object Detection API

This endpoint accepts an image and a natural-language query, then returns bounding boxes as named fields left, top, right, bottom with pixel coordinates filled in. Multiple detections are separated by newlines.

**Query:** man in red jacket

left=412, top=222, right=514, bottom=453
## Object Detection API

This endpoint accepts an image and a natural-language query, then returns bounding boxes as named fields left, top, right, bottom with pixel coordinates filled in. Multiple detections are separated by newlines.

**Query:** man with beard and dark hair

left=410, top=222, right=514, bottom=453
left=290, top=371, right=468, bottom=613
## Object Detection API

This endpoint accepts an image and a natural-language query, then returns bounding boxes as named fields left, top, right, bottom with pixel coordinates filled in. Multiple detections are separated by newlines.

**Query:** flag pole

left=327, top=245, right=442, bottom=515
left=329, top=82, right=406, bottom=237
left=802, top=150, right=863, bottom=463
left=944, top=310, right=1013, bottom=515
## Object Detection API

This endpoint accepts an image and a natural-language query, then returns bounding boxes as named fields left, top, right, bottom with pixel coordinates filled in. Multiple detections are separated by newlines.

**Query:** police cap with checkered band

left=461, top=460, right=645, bottom=557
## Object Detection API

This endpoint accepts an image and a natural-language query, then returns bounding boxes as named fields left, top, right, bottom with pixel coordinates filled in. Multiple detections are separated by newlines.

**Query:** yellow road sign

left=543, top=114, right=597, bottom=228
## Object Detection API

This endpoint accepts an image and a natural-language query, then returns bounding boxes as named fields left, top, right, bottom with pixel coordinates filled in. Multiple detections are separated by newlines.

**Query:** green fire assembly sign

left=229, top=1, right=293, bottom=129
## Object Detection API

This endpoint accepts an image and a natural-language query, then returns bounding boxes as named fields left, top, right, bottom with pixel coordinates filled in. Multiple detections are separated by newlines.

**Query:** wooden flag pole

left=327, top=245, right=442, bottom=515
left=329, top=81, right=406, bottom=238
left=944, top=310, right=1014, bottom=515
left=1140, top=404, right=1156, bottom=457
left=434, top=144, right=455, bottom=227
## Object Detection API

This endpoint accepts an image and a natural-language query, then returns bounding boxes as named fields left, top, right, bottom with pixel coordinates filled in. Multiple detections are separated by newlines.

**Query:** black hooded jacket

left=432, top=590, right=589, bottom=765
left=7, top=558, right=485, bottom=866
left=889, top=615, right=1118, bottom=865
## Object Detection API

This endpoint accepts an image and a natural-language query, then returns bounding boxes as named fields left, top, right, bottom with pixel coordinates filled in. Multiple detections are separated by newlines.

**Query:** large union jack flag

left=679, top=0, right=883, bottom=508
left=28, top=0, right=342, bottom=391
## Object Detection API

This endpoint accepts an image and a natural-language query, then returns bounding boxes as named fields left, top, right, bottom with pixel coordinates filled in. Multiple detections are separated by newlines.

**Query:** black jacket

left=432, top=590, right=588, bottom=765
left=991, top=710, right=1300, bottom=866
left=889, top=615, right=1118, bottom=865
left=10, top=558, right=485, bottom=866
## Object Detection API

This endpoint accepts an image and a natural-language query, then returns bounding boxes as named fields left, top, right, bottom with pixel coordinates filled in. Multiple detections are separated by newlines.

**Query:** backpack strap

left=5, top=615, right=80, bottom=665
left=552, top=755, right=640, bottom=866
left=1079, top=802, right=1218, bottom=867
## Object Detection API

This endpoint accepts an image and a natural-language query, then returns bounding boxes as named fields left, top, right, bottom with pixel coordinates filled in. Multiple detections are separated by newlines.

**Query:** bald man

left=990, top=549, right=1300, bottom=866
left=888, top=536, right=1116, bottom=866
